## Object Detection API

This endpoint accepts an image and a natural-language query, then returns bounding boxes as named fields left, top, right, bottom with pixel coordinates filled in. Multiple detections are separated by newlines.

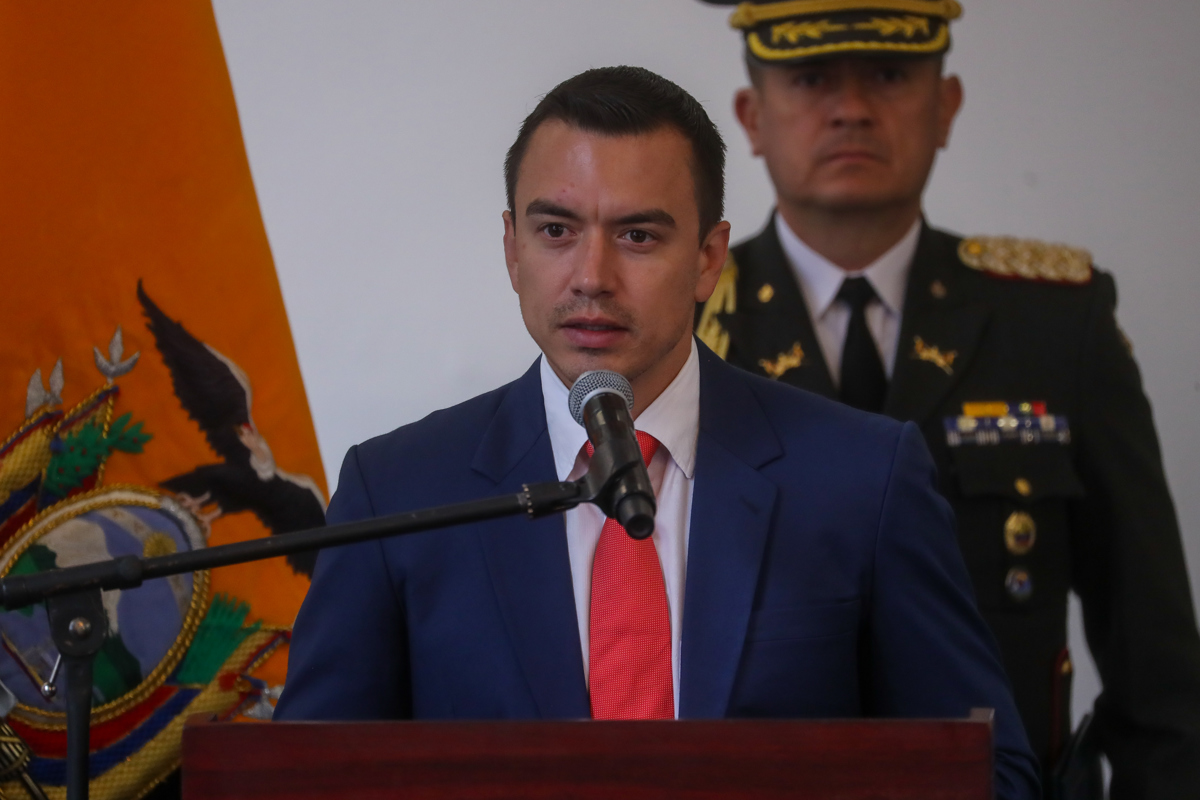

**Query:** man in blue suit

left=276, top=65, right=1038, bottom=799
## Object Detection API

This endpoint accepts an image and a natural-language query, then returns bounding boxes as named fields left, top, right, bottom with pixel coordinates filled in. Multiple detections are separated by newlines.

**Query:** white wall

left=211, top=0, right=1200, bottom=727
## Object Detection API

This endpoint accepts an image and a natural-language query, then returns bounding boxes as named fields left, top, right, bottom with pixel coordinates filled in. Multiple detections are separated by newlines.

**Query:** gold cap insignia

left=958, top=236, right=1093, bottom=285
left=759, top=342, right=805, bottom=379
left=729, top=0, right=962, bottom=64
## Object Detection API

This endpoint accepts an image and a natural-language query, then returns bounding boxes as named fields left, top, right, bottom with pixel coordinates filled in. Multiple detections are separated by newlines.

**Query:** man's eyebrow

left=614, top=209, right=676, bottom=228
left=525, top=199, right=582, bottom=219
left=524, top=201, right=676, bottom=228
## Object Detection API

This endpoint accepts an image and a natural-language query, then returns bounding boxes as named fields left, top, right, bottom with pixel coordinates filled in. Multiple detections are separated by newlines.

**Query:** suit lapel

left=731, top=220, right=836, bottom=398
left=680, top=348, right=781, bottom=718
left=886, top=225, right=991, bottom=425
left=472, top=360, right=590, bottom=718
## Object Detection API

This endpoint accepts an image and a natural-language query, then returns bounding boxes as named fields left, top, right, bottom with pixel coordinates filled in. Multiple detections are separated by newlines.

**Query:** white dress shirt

left=774, top=213, right=921, bottom=385
left=540, top=339, right=699, bottom=718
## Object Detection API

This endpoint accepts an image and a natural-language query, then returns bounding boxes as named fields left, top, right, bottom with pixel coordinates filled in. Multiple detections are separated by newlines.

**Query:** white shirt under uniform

left=774, top=213, right=921, bottom=384
left=539, top=338, right=700, bottom=718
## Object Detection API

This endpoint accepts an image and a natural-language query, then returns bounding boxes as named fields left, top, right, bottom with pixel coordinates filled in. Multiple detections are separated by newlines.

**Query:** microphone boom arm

left=0, top=479, right=592, bottom=611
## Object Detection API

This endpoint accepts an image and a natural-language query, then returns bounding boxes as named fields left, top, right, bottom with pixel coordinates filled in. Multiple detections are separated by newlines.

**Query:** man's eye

left=792, top=71, right=824, bottom=88
left=625, top=230, right=652, bottom=244
left=543, top=223, right=567, bottom=238
left=877, top=67, right=906, bottom=83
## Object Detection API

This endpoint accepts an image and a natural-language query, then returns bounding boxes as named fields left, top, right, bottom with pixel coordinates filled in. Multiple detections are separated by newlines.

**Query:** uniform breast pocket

left=949, top=445, right=1084, bottom=611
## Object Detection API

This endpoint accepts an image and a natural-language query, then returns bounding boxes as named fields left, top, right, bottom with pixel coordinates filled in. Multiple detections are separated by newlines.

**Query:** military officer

left=696, top=2, right=1200, bottom=797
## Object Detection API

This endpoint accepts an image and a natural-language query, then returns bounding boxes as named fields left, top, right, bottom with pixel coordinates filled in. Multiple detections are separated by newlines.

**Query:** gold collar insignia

left=759, top=342, right=805, bottom=379
left=912, top=336, right=956, bottom=375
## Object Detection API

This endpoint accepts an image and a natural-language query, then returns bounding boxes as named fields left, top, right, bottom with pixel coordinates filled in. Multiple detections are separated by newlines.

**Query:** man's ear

left=695, top=220, right=732, bottom=303
left=502, top=210, right=520, bottom=293
left=734, top=87, right=765, bottom=156
left=937, top=74, right=964, bottom=149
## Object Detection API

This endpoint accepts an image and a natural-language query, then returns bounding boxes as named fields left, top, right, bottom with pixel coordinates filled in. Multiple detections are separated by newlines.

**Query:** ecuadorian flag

left=0, top=2, right=326, bottom=797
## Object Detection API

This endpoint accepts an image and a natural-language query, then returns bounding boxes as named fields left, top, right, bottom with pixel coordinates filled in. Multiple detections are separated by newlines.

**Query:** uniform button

left=1005, top=567, right=1033, bottom=602
left=1014, top=477, right=1032, bottom=497
left=930, top=279, right=947, bottom=299
left=1004, top=511, right=1037, bottom=555
left=757, top=283, right=775, bottom=303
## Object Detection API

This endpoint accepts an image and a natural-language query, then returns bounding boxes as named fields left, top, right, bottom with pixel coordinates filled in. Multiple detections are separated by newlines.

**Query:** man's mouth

left=822, top=148, right=883, bottom=164
left=559, top=317, right=629, bottom=349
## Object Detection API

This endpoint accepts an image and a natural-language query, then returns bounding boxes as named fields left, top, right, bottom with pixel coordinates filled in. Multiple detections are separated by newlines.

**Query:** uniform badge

left=944, top=401, right=1070, bottom=448
left=1004, top=511, right=1037, bottom=555
left=1005, top=567, right=1034, bottom=602
left=911, top=336, right=956, bottom=375
left=758, top=343, right=804, bottom=380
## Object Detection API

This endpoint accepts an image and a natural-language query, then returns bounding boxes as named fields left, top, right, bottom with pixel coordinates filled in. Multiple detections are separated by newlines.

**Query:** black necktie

left=836, top=277, right=887, bottom=413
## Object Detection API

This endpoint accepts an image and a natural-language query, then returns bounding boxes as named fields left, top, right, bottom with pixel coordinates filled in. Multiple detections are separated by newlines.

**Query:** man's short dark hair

left=505, top=66, right=726, bottom=242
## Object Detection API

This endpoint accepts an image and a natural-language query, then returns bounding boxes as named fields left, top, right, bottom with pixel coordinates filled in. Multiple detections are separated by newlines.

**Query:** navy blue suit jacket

left=276, top=344, right=1039, bottom=799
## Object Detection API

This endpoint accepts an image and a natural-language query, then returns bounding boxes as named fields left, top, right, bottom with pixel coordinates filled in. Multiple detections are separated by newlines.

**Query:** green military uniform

left=697, top=218, right=1200, bottom=795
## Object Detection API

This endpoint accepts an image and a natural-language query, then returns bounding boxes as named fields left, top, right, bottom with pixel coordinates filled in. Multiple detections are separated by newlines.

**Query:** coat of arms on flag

left=0, top=284, right=326, bottom=799
left=0, top=2, right=330, bottom=796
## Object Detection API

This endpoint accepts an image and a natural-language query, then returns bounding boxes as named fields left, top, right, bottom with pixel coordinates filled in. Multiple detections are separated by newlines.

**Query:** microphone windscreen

left=568, top=370, right=634, bottom=427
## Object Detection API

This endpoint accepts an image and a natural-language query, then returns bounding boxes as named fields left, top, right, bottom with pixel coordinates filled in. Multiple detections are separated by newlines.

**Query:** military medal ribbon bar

left=945, top=404, right=1070, bottom=448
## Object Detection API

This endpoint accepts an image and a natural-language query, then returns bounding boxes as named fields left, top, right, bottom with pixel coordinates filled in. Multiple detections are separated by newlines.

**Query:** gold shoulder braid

left=697, top=253, right=738, bottom=360
left=958, top=236, right=1092, bottom=284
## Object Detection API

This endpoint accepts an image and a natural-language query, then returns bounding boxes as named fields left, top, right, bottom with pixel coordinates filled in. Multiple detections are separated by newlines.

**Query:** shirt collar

left=774, top=212, right=920, bottom=319
left=540, top=338, right=701, bottom=482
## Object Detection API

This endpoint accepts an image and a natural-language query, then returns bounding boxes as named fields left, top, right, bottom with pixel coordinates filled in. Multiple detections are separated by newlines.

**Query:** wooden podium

left=182, top=710, right=994, bottom=799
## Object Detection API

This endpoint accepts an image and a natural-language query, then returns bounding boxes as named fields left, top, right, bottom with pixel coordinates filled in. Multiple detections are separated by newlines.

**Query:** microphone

left=568, top=370, right=656, bottom=540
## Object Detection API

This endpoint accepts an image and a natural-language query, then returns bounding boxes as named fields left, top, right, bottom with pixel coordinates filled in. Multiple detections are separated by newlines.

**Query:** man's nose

left=570, top=232, right=617, bottom=297
left=829, top=76, right=874, bottom=129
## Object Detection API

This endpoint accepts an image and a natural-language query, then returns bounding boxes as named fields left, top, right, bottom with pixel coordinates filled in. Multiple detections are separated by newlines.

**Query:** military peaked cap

left=701, top=0, right=963, bottom=64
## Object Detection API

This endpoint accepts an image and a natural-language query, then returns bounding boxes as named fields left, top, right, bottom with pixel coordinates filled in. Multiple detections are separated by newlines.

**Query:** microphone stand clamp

left=44, top=589, right=108, bottom=800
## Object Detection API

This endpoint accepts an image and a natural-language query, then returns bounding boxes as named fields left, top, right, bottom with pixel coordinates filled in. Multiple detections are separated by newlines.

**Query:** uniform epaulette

left=958, top=236, right=1093, bottom=285
left=696, top=253, right=738, bottom=360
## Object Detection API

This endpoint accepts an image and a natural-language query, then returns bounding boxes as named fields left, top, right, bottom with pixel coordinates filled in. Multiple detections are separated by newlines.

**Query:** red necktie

left=587, top=431, right=673, bottom=720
